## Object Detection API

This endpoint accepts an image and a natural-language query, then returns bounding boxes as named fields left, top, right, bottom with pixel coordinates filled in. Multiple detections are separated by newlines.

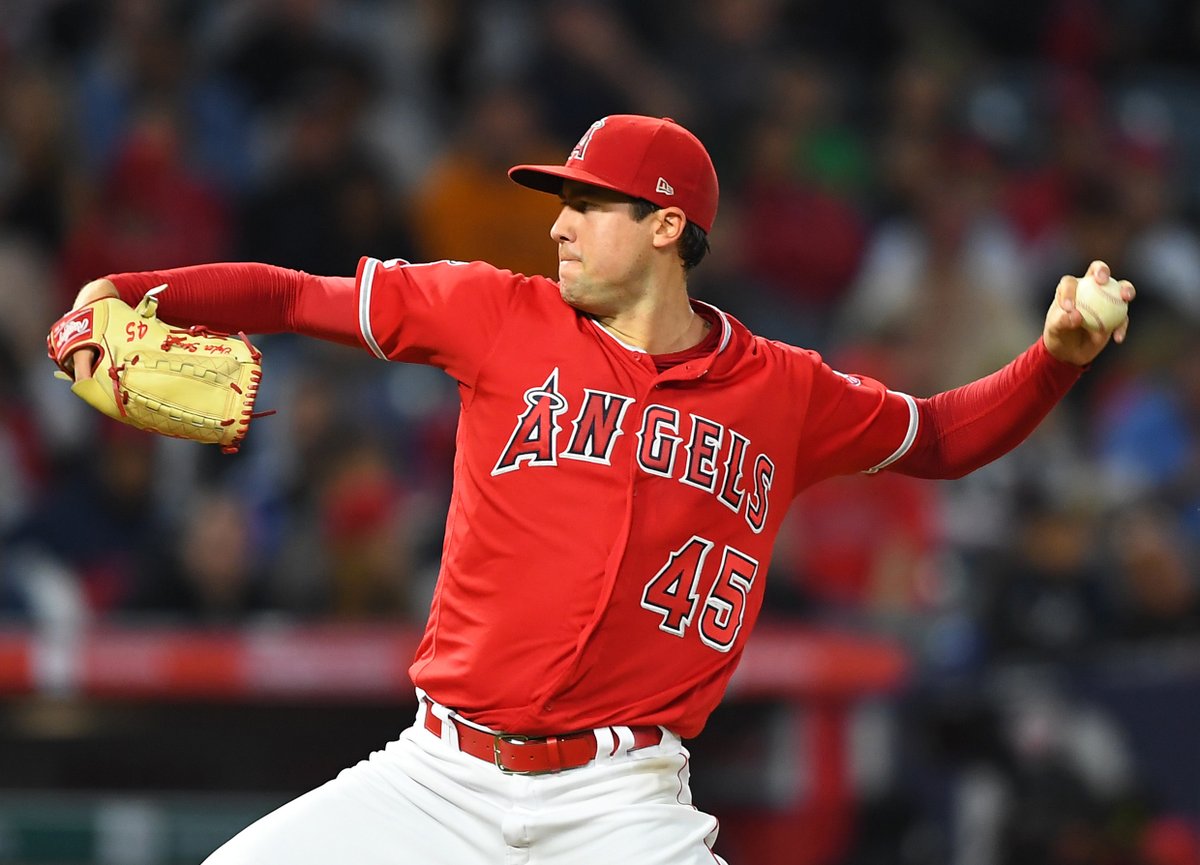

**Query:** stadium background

left=1, top=1, right=1199, bottom=863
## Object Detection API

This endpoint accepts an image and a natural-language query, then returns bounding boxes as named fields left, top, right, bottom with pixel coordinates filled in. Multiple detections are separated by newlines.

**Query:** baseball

left=1074, top=273, right=1127, bottom=333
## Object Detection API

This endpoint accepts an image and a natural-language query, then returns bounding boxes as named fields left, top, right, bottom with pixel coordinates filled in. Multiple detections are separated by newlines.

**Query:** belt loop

left=547, top=736, right=564, bottom=772
left=611, top=725, right=634, bottom=757
left=428, top=701, right=458, bottom=748
left=658, top=726, right=680, bottom=751
left=592, top=726, right=616, bottom=761
left=414, top=688, right=430, bottom=726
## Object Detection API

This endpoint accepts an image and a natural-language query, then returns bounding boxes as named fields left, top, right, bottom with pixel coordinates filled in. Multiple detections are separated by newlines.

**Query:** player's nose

left=550, top=207, right=574, bottom=244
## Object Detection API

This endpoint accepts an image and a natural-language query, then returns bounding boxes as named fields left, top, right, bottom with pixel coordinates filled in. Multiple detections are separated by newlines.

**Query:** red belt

left=422, top=709, right=663, bottom=775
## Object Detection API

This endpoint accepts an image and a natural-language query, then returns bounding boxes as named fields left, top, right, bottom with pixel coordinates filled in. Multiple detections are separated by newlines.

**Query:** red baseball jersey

left=355, top=256, right=917, bottom=738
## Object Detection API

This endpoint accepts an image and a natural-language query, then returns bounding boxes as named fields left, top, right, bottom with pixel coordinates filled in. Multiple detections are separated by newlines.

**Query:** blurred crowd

left=1, top=0, right=1199, bottom=862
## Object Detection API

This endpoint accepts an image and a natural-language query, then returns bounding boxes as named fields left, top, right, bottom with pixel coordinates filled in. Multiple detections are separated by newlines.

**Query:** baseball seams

left=1075, top=275, right=1127, bottom=333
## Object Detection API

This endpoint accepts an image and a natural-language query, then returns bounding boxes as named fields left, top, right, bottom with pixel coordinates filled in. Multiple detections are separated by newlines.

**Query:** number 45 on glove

left=47, top=286, right=272, bottom=453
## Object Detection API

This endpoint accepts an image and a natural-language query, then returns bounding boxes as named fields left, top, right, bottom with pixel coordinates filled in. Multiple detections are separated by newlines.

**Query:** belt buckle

left=493, top=733, right=526, bottom=774
left=493, top=733, right=552, bottom=776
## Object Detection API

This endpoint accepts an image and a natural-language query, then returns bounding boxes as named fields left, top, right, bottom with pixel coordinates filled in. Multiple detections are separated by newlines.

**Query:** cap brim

left=508, top=164, right=630, bottom=198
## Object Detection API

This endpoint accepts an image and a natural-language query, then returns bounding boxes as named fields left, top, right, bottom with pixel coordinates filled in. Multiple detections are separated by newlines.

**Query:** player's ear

left=651, top=207, right=687, bottom=249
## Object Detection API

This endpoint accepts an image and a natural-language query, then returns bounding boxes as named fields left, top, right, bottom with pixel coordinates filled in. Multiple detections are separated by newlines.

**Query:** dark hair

left=630, top=198, right=710, bottom=271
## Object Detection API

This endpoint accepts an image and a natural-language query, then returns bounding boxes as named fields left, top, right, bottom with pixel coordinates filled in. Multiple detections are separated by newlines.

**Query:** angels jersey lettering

left=355, top=256, right=917, bottom=738
left=495, top=381, right=775, bottom=533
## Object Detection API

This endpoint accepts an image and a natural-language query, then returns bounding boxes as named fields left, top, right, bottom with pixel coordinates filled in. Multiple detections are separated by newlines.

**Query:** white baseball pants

left=202, top=697, right=727, bottom=865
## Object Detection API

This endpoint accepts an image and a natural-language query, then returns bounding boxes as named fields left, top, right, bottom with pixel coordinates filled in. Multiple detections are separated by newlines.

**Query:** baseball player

left=60, top=115, right=1134, bottom=864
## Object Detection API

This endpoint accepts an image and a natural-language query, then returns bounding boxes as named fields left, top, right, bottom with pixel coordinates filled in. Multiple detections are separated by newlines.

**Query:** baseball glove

left=47, top=286, right=271, bottom=453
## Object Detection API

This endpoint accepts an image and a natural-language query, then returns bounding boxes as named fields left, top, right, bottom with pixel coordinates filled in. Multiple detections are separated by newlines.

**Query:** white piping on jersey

left=589, top=318, right=647, bottom=352
left=864, top=391, right=919, bottom=474
left=358, top=257, right=387, bottom=360
left=359, top=257, right=470, bottom=361
left=588, top=300, right=733, bottom=355
left=689, top=299, right=733, bottom=353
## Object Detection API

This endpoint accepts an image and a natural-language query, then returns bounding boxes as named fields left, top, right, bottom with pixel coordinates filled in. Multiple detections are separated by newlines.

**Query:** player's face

left=551, top=182, right=657, bottom=316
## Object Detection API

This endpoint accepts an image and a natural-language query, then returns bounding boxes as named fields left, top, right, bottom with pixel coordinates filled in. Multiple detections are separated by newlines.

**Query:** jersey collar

left=585, top=299, right=737, bottom=383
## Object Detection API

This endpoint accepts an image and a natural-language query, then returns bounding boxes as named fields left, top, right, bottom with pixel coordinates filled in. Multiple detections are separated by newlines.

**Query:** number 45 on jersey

left=641, top=536, right=759, bottom=653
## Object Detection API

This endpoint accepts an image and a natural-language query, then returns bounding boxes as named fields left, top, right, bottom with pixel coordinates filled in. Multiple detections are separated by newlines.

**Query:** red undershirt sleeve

left=104, top=263, right=361, bottom=348
left=891, top=338, right=1084, bottom=480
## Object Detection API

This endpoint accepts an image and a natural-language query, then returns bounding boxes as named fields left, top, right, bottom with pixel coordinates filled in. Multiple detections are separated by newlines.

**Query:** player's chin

left=558, top=260, right=581, bottom=284
left=558, top=276, right=590, bottom=310
left=558, top=274, right=614, bottom=318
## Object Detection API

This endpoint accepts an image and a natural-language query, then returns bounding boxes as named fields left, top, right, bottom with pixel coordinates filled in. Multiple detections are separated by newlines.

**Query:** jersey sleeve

left=356, top=257, right=528, bottom=385
left=794, top=349, right=919, bottom=488
left=106, top=263, right=360, bottom=346
left=892, top=338, right=1082, bottom=479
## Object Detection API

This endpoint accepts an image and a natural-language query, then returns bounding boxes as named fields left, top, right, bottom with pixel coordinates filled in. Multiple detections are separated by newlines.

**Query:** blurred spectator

left=0, top=238, right=60, bottom=488
left=127, top=487, right=271, bottom=624
left=318, top=439, right=417, bottom=620
left=980, top=487, right=1115, bottom=660
left=872, top=56, right=956, bottom=214
left=7, top=426, right=168, bottom=615
left=1090, top=314, right=1200, bottom=534
left=1116, top=136, right=1200, bottom=323
left=996, top=681, right=1138, bottom=865
left=732, top=128, right=865, bottom=344
left=838, top=135, right=1036, bottom=394
left=661, top=0, right=795, bottom=171
left=0, top=331, right=46, bottom=538
left=768, top=58, right=873, bottom=200
left=234, top=60, right=415, bottom=274
left=527, top=0, right=687, bottom=145
left=219, top=0, right=368, bottom=113
left=886, top=54, right=951, bottom=130
left=0, top=64, right=73, bottom=253
left=240, top=352, right=442, bottom=622
left=57, top=107, right=234, bottom=305
left=775, top=468, right=941, bottom=622
left=1003, top=74, right=1114, bottom=250
left=1139, top=816, right=1200, bottom=865
left=729, top=63, right=869, bottom=347
left=241, top=359, right=350, bottom=617
left=72, top=0, right=252, bottom=191
left=412, top=85, right=562, bottom=277
left=1106, top=503, right=1200, bottom=642
left=909, top=680, right=1140, bottom=865
left=263, top=427, right=421, bottom=622
left=1039, top=0, right=1113, bottom=73
left=411, top=0, right=484, bottom=111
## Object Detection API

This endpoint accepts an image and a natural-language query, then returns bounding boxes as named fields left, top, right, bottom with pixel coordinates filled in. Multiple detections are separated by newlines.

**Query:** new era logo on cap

left=508, top=115, right=719, bottom=233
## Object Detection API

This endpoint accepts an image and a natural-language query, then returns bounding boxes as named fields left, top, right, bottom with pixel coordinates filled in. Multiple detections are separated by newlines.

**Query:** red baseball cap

left=508, top=115, right=720, bottom=233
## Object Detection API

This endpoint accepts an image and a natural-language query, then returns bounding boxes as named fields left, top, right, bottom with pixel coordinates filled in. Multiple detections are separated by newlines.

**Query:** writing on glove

left=47, top=287, right=272, bottom=454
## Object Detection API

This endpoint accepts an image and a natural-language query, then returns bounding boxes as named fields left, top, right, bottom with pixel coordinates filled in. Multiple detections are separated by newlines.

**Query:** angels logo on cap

left=508, top=115, right=720, bottom=233
left=570, top=118, right=606, bottom=161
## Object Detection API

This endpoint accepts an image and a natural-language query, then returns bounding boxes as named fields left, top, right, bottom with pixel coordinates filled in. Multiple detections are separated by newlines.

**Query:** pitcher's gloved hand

left=48, top=286, right=272, bottom=453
